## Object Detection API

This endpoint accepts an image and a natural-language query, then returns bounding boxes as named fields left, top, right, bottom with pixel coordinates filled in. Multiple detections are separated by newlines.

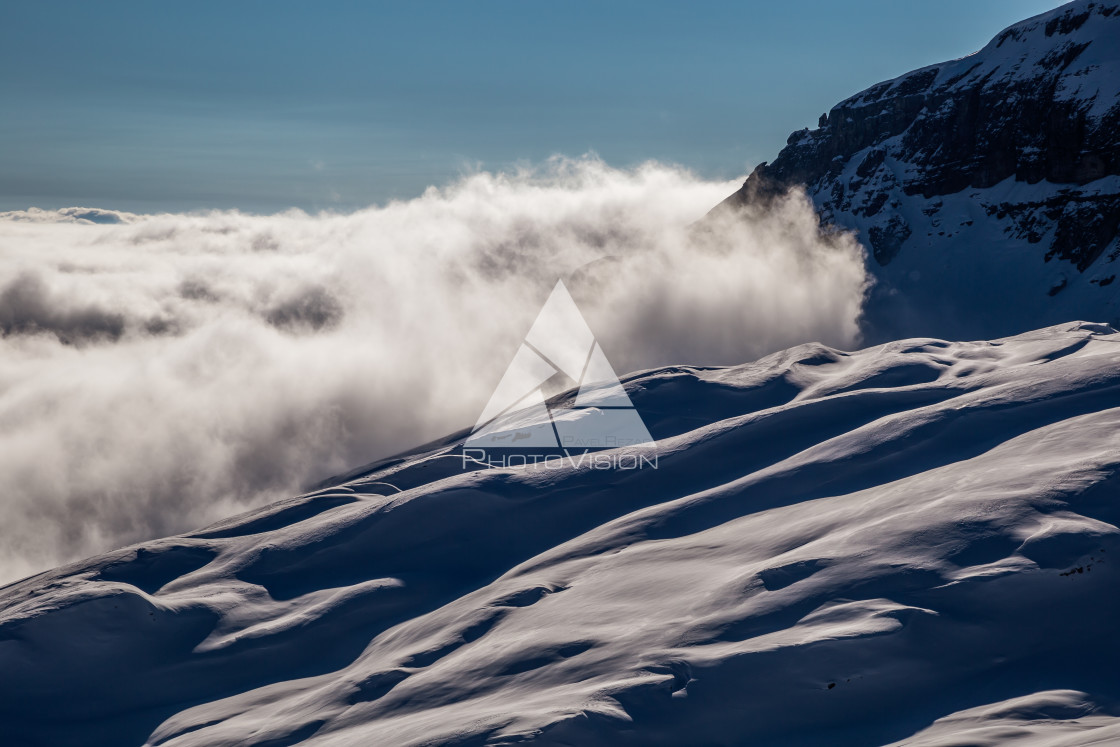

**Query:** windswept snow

left=2, top=321, right=1120, bottom=746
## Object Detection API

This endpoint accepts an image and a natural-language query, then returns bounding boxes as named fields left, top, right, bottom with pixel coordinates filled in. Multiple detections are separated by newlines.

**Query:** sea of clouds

left=0, top=157, right=868, bottom=583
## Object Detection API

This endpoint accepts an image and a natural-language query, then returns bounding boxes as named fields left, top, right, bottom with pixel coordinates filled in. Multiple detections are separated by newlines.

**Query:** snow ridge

left=2, top=321, right=1120, bottom=746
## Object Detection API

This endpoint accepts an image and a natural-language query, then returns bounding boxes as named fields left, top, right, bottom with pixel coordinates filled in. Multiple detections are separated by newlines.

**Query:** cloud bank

left=0, top=158, right=868, bottom=583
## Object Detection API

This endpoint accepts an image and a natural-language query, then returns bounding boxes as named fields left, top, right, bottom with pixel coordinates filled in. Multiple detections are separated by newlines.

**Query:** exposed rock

left=715, top=0, right=1120, bottom=341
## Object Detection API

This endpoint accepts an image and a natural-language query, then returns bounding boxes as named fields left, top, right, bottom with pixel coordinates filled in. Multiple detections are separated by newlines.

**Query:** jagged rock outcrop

left=719, top=0, right=1120, bottom=341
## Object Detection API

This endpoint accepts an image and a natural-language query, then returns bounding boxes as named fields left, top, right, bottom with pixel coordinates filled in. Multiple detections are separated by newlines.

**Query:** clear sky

left=1, top=0, right=1064, bottom=214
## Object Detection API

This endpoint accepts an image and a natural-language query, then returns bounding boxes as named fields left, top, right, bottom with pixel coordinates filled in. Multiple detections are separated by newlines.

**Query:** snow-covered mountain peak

left=718, top=0, right=1120, bottom=343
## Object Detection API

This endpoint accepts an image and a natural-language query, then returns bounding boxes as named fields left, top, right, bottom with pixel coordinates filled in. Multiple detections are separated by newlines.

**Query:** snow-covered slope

left=716, top=0, right=1120, bottom=343
left=2, top=321, right=1120, bottom=746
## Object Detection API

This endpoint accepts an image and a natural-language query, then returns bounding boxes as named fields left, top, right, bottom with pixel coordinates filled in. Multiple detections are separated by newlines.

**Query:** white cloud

left=0, top=157, right=868, bottom=582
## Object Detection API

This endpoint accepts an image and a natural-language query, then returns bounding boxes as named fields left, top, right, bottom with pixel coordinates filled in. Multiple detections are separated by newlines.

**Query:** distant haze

left=0, top=0, right=1062, bottom=213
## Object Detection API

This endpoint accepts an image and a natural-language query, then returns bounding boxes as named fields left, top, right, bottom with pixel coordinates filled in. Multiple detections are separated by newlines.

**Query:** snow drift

left=2, top=320, right=1118, bottom=746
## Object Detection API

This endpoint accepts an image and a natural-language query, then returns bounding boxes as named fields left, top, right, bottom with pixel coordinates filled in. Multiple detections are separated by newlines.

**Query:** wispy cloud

left=0, top=157, right=867, bottom=582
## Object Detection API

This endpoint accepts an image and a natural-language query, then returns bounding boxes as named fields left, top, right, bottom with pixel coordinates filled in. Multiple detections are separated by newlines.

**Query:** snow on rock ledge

left=716, top=0, right=1120, bottom=343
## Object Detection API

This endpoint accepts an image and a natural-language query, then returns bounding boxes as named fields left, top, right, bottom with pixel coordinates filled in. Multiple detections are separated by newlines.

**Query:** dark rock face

left=718, top=0, right=1120, bottom=341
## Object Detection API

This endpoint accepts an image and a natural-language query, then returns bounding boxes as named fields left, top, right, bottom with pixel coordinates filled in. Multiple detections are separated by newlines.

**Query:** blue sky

left=1, top=0, right=1063, bottom=213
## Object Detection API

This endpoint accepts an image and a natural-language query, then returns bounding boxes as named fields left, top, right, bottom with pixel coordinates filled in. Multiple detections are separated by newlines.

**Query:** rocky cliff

left=719, top=0, right=1120, bottom=341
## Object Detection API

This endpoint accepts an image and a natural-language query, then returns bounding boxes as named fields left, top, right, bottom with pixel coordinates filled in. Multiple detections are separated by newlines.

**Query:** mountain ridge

left=5, top=4, right=1120, bottom=745
left=716, top=0, right=1120, bottom=342
left=3, top=320, right=1120, bottom=746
